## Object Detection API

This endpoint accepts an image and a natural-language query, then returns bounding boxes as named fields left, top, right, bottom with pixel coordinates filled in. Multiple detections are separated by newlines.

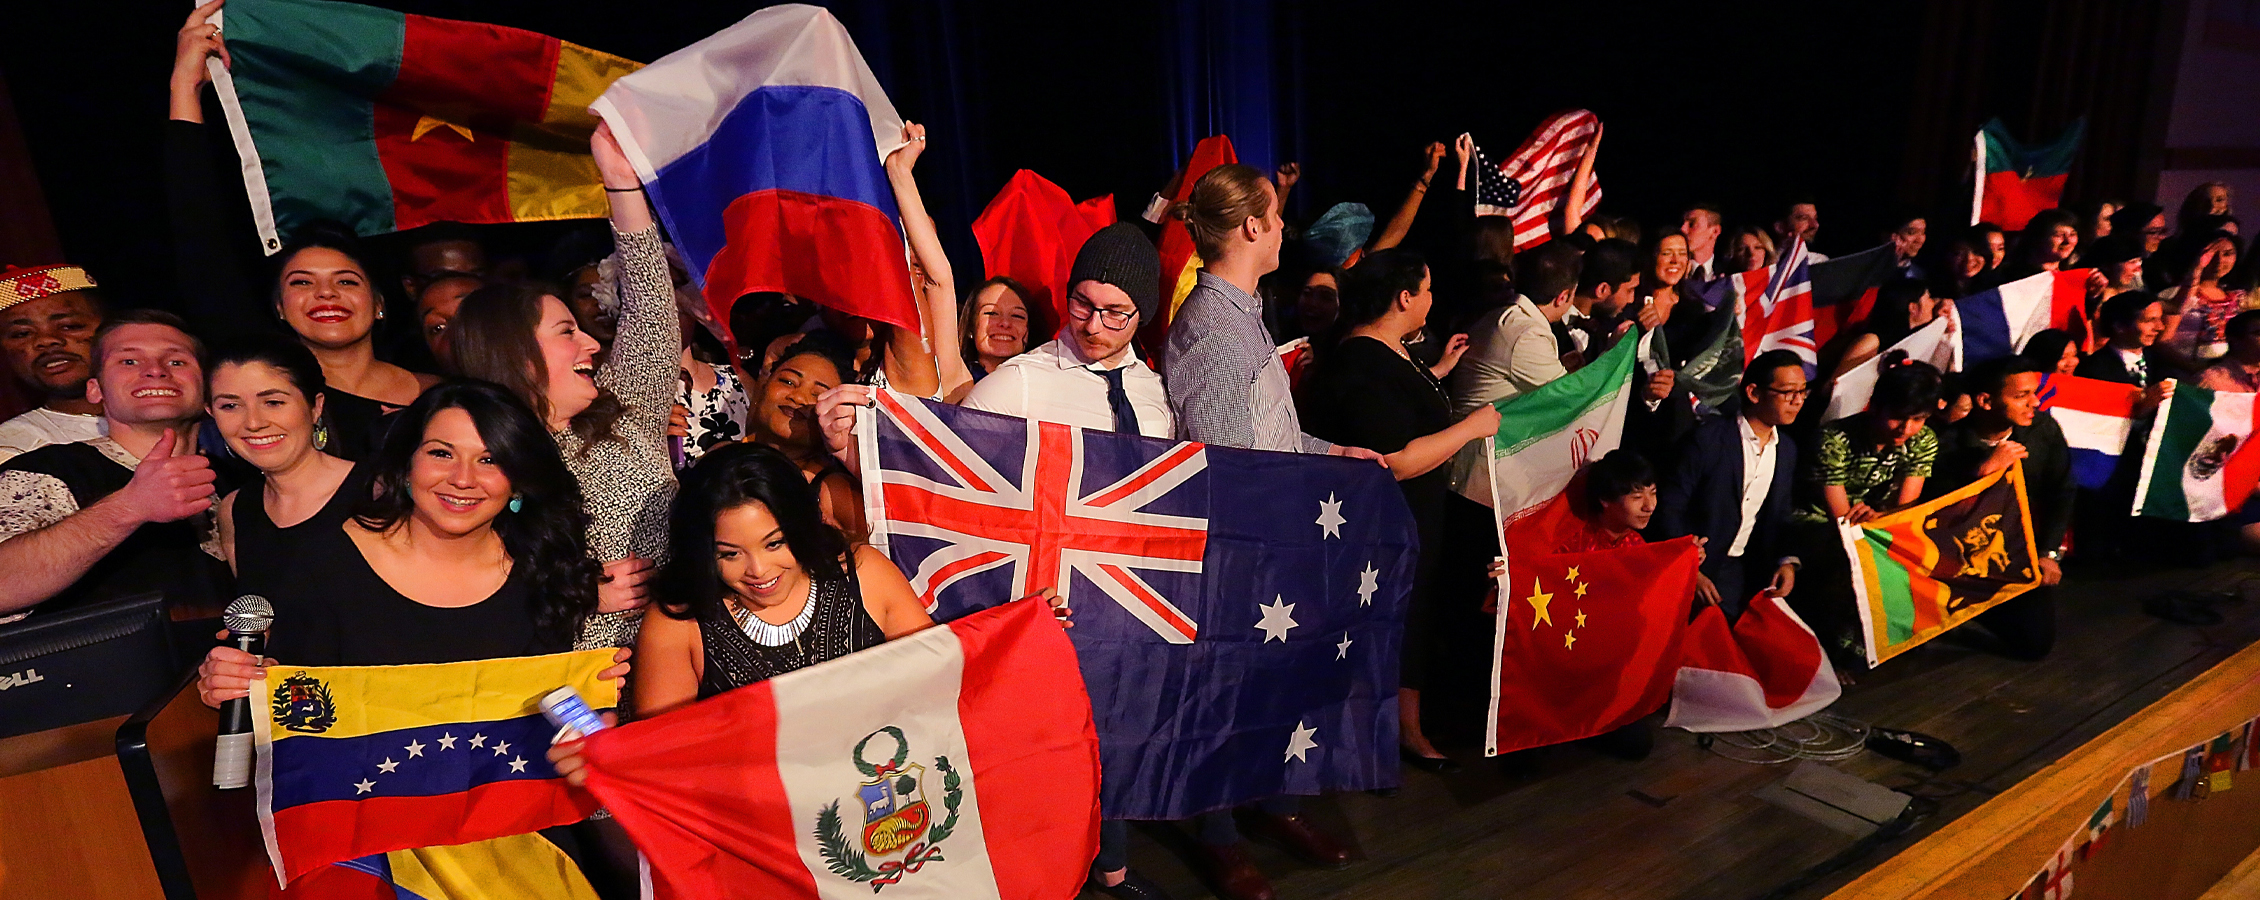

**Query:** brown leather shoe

left=1244, top=811, right=1354, bottom=869
left=1187, top=842, right=1275, bottom=900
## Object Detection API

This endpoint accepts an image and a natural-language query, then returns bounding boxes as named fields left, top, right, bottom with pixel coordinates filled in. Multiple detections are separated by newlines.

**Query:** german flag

left=1841, top=463, right=2042, bottom=665
left=213, top=0, right=641, bottom=251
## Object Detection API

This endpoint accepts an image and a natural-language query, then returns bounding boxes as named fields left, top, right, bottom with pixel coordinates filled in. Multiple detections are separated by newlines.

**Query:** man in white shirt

left=0, top=265, right=106, bottom=463
left=963, top=223, right=1172, bottom=438
left=1448, top=240, right=1581, bottom=417
left=1680, top=202, right=1723, bottom=282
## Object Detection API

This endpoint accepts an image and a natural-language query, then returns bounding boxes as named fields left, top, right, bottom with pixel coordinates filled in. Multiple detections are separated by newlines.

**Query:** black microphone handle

left=218, top=630, right=265, bottom=736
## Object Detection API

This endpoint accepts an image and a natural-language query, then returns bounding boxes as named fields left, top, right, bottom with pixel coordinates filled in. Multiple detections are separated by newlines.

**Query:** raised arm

left=166, top=0, right=267, bottom=337
left=885, top=122, right=967, bottom=401
left=1558, top=120, right=1602, bottom=237
left=591, top=122, right=682, bottom=430
left=1371, top=143, right=1446, bottom=253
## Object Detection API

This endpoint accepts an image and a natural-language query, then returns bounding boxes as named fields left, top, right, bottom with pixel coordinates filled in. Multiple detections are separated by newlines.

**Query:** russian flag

left=591, top=5, right=918, bottom=331
left=1954, top=269, right=2091, bottom=366
left=576, top=600, right=1101, bottom=900
left=2038, top=373, right=2141, bottom=491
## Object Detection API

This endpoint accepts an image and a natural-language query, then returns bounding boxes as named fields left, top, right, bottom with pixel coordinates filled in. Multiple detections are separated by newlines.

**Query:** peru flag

left=576, top=600, right=1100, bottom=900
left=592, top=4, right=918, bottom=332
left=1664, top=593, right=1840, bottom=733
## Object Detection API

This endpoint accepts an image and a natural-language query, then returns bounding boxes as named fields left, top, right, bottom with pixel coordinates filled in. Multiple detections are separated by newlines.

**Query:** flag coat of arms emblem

left=252, top=650, right=620, bottom=890
left=578, top=600, right=1100, bottom=900
left=860, top=393, right=1418, bottom=819
left=1841, top=463, right=2042, bottom=665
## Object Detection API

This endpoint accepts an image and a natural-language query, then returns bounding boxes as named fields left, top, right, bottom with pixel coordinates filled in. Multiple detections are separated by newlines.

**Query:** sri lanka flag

left=253, top=650, right=620, bottom=892
left=592, top=5, right=920, bottom=332
left=211, top=0, right=641, bottom=252
left=1840, top=464, right=2041, bottom=665
left=2038, top=374, right=2140, bottom=491
left=1975, top=117, right=2085, bottom=230
left=1955, top=269, right=2093, bottom=366
left=577, top=600, right=1101, bottom=900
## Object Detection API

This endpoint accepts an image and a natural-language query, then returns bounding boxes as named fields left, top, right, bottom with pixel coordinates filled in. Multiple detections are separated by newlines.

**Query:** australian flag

left=861, top=392, right=1418, bottom=819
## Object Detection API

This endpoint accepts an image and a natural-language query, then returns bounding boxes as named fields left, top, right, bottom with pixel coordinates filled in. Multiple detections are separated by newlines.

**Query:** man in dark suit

left=1653, top=349, right=1807, bottom=619
left=2073, top=291, right=2180, bottom=393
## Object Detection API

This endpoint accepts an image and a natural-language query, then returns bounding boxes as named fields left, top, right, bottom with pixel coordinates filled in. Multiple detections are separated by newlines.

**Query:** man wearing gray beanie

left=962, top=221, right=1173, bottom=439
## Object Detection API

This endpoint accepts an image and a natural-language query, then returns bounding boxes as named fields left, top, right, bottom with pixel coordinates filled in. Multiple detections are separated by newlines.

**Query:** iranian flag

left=210, top=0, right=641, bottom=251
left=2133, top=386, right=2260, bottom=522
left=1973, top=117, right=2084, bottom=230
left=1478, top=328, right=1641, bottom=521
left=576, top=600, right=1099, bottom=900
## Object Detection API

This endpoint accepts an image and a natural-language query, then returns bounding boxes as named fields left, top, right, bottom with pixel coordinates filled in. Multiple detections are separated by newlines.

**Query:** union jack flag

left=859, top=392, right=1420, bottom=820
left=1732, top=235, right=1819, bottom=374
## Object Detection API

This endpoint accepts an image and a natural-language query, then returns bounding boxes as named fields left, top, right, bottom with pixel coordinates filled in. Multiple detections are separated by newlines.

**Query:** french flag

left=1733, top=236, right=1818, bottom=373
left=2039, top=373, right=2141, bottom=491
left=1954, top=269, right=2091, bottom=366
left=575, top=600, right=1100, bottom=900
left=591, top=5, right=919, bottom=331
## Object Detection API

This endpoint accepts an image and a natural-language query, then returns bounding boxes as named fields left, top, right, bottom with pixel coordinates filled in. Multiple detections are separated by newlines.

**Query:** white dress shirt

left=1729, top=415, right=1779, bottom=558
left=961, top=337, right=1174, bottom=438
left=0, top=407, right=105, bottom=465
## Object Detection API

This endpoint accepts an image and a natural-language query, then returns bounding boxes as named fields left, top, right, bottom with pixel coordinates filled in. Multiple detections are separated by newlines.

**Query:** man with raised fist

left=0, top=310, right=227, bottom=622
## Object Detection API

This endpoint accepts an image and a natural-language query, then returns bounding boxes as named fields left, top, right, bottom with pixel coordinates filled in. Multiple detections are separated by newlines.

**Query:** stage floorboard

left=1095, top=555, right=2260, bottom=900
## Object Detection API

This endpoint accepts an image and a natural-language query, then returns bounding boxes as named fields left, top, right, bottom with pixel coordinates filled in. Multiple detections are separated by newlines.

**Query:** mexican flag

left=210, top=0, right=641, bottom=251
left=2133, top=385, right=2260, bottom=521
left=1477, top=327, right=1641, bottom=520
left=1973, top=117, right=2084, bottom=230
left=1841, top=463, right=2042, bottom=665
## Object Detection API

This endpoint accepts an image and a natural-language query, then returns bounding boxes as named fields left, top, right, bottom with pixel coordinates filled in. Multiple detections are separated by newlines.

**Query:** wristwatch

left=2045, top=548, right=2065, bottom=561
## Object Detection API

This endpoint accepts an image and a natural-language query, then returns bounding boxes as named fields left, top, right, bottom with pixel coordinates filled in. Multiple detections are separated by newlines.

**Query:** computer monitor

left=0, top=592, right=177, bottom=740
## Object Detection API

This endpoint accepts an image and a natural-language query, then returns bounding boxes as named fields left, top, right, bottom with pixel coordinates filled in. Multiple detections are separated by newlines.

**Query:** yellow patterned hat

left=0, top=264, right=98, bottom=312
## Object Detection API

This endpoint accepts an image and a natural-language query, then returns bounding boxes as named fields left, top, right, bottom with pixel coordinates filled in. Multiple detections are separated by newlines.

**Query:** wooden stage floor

left=1095, top=555, right=2260, bottom=900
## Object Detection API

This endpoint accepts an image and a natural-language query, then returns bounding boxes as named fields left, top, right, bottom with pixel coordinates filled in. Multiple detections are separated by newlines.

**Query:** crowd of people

left=1, top=6, right=2256, bottom=899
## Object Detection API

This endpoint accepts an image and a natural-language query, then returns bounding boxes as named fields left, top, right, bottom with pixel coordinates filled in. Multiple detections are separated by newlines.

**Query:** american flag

left=1471, top=109, right=1603, bottom=250
left=859, top=393, right=1419, bottom=819
left=1731, top=235, right=1819, bottom=373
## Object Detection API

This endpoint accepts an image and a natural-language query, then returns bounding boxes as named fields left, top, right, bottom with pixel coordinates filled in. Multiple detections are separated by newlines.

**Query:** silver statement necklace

left=731, top=579, right=817, bottom=647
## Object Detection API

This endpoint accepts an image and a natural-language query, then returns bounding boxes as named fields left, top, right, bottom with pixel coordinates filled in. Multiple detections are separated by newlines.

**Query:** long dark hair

left=207, top=332, right=327, bottom=403
left=446, top=281, right=626, bottom=453
left=1318, top=248, right=1427, bottom=366
left=659, top=442, right=850, bottom=622
left=271, top=221, right=385, bottom=322
left=352, top=380, right=599, bottom=638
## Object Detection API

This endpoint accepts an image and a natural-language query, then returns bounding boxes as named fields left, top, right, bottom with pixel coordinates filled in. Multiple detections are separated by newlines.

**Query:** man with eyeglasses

left=962, top=222, right=1173, bottom=439
left=1653, top=349, right=1806, bottom=619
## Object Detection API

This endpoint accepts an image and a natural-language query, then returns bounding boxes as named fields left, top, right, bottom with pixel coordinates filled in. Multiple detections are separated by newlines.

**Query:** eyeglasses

left=1761, top=384, right=1811, bottom=399
left=1066, top=295, right=1135, bottom=331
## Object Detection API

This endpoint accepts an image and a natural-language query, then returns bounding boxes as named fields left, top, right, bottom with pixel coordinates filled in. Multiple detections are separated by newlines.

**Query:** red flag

left=1145, top=135, right=1238, bottom=355
left=970, top=170, right=1115, bottom=339
left=1664, top=593, right=1840, bottom=732
left=1490, top=513, right=1700, bottom=755
left=576, top=601, right=1100, bottom=899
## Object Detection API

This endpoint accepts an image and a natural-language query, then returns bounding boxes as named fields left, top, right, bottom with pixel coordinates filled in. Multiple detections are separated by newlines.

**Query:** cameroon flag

left=212, top=0, right=641, bottom=251
left=1840, top=463, right=2042, bottom=666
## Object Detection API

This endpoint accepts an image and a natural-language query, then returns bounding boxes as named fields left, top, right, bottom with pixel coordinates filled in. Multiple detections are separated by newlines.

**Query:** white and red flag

left=1664, top=593, right=1841, bottom=733
left=1469, top=109, right=1602, bottom=251
left=576, top=600, right=1100, bottom=900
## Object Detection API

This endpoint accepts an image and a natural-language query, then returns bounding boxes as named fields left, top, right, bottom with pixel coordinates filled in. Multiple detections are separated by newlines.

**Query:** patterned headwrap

left=0, top=264, right=97, bottom=312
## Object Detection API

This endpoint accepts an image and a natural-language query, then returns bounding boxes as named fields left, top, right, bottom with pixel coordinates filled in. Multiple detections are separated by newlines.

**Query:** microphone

left=213, top=595, right=274, bottom=790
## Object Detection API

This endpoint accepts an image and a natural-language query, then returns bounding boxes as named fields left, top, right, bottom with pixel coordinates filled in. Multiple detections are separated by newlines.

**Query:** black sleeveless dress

left=263, top=523, right=566, bottom=667
left=230, top=460, right=372, bottom=602
left=695, top=564, right=884, bottom=698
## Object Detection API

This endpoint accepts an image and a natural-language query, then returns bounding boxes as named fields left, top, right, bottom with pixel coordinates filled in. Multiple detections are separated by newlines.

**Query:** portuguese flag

left=1974, top=117, right=2085, bottom=231
left=1840, top=463, right=2042, bottom=665
left=211, top=0, right=641, bottom=251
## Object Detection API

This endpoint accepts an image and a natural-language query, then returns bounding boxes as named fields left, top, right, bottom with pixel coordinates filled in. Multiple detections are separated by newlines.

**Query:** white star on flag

left=354, top=779, right=376, bottom=795
left=1357, top=562, right=1378, bottom=606
left=1316, top=492, right=1347, bottom=539
left=1336, top=633, right=1353, bottom=659
left=377, top=758, right=399, bottom=774
left=469, top=734, right=487, bottom=749
left=404, top=740, right=425, bottom=758
left=437, top=733, right=457, bottom=750
left=508, top=757, right=529, bottom=773
left=1285, top=720, right=1319, bottom=763
left=1256, top=596, right=1299, bottom=642
left=493, top=740, right=512, bottom=757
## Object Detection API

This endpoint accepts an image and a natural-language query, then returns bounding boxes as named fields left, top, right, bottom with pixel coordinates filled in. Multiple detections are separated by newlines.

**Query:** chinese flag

left=1489, top=512, right=1700, bottom=755
left=970, top=170, right=1116, bottom=341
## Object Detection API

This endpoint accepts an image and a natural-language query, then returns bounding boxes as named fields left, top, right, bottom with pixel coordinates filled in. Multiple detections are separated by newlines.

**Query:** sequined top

left=566, top=226, right=681, bottom=650
left=694, top=566, right=884, bottom=698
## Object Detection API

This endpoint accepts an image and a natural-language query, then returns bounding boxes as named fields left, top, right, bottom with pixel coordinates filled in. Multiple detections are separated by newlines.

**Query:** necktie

left=2130, top=354, right=2149, bottom=386
left=1096, top=366, right=1141, bottom=435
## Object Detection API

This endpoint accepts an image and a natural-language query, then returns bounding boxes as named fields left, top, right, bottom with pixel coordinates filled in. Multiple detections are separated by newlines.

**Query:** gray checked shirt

left=1163, top=271, right=1333, bottom=454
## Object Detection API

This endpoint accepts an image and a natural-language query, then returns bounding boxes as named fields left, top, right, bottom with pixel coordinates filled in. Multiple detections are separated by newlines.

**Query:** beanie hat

left=1068, top=222, right=1161, bottom=324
